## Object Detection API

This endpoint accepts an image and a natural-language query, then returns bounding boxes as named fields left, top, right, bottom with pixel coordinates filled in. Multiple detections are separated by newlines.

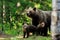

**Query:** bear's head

left=27, top=7, right=37, bottom=18
left=26, top=7, right=42, bottom=26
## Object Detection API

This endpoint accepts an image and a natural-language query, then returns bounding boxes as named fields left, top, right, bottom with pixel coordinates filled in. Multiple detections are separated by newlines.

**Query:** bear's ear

left=33, top=7, right=36, bottom=11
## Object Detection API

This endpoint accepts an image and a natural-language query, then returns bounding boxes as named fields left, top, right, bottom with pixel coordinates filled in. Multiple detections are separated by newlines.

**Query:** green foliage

left=4, top=29, right=18, bottom=36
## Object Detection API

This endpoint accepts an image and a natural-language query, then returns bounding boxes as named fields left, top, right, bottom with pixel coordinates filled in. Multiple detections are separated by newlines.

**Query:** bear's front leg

left=26, top=32, right=29, bottom=38
left=23, top=32, right=26, bottom=38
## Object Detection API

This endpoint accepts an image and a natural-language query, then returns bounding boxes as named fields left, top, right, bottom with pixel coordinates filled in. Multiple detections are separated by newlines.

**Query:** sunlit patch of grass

left=22, top=36, right=51, bottom=40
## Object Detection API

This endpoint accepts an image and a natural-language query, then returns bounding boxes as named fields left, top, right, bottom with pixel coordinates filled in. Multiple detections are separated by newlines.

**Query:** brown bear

left=37, top=21, right=45, bottom=36
left=26, top=7, right=51, bottom=36
left=22, top=23, right=36, bottom=38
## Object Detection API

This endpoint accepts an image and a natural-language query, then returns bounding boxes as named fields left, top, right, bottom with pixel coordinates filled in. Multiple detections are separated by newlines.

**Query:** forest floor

left=0, top=34, right=23, bottom=40
left=0, top=33, right=51, bottom=40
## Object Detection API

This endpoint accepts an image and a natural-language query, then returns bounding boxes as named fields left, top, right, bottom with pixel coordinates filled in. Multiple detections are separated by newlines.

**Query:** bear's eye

left=29, top=10, right=35, bottom=14
left=29, top=11, right=31, bottom=13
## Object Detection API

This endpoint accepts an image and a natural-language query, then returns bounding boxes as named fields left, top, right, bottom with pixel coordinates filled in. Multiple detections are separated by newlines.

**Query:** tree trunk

left=2, top=0, right=6, bottom=31
left=3, top=0, right=6, bottom=23
left=51, top=0, right=60, bottom=40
